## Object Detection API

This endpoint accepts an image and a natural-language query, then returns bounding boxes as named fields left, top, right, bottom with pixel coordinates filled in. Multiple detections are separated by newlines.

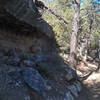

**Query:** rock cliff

left=0, top=0, right=82, bottom=100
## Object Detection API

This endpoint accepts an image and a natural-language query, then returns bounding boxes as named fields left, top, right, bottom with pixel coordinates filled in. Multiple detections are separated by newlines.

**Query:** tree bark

left=69, top=0, right=80, bottom=69
left=99, top=36, right=100, bottom=60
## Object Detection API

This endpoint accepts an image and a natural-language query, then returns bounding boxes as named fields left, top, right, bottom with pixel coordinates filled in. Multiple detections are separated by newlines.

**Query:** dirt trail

left=76, top=82, right=100, bottom=100
left=75, top=61, right=100, bottom=100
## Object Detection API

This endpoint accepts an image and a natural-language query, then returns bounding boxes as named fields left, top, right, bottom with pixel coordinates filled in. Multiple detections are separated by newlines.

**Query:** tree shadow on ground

left=75, top=82, right=100, bottom=100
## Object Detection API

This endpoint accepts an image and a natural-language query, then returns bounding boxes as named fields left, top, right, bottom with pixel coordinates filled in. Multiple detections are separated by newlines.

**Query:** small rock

left=65, top=72, right=73, bottom=81
left=74, top=81, right=82, bottom=92
left=34, top=55, right=46, bottom=63
left=6, top=56, right=20, bottom=66
left=46, top=85, right=52, bottom=91
left=64, top=91, right=74, bottom=100
left=24, top=96, right=30, bottom=100
left=65, top=69, right=77, bottom=81
left=23, top=60, right=36, bottom=67
left=68, top=85, right=78, bottom=97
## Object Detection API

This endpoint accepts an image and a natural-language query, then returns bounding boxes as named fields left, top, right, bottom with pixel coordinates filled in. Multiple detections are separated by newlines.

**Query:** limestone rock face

left=0, top=0, right=53, bottom=37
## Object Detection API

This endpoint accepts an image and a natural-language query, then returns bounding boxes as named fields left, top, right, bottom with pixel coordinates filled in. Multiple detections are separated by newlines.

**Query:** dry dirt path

left=75, top=61, right=100, bottom=100
left=75, top=82, right=100, bottom=100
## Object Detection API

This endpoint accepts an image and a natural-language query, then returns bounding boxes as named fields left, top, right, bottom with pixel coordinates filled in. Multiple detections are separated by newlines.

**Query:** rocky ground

left=0, top=46, right=81, bottom=100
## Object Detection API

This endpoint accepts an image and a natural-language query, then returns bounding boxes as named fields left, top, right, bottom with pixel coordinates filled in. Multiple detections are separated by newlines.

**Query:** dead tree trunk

left=69, top=0, right=80, bottom=69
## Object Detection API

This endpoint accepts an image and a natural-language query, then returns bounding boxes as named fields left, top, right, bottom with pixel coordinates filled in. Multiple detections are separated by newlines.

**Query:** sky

left=46, top=0, right=100, bottom=12
left=46, top=0, right=54, bottom=2
left=93, top=0, right=100, bottom=4
left=46, top=0, right=100, bottom=5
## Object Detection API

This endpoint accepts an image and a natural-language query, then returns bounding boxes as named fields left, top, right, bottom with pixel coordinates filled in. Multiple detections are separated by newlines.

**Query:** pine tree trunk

left=69, top=0, right=80, bottom=69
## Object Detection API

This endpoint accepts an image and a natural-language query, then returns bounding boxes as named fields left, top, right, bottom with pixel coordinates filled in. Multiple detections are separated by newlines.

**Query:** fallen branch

left=78, top=65, right=100, bottom=81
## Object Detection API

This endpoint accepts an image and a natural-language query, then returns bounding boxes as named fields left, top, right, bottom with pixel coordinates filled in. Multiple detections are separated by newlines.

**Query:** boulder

left=22, top=67, right=47, bottom=97
left=22, top=60, right=36, bottom=67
